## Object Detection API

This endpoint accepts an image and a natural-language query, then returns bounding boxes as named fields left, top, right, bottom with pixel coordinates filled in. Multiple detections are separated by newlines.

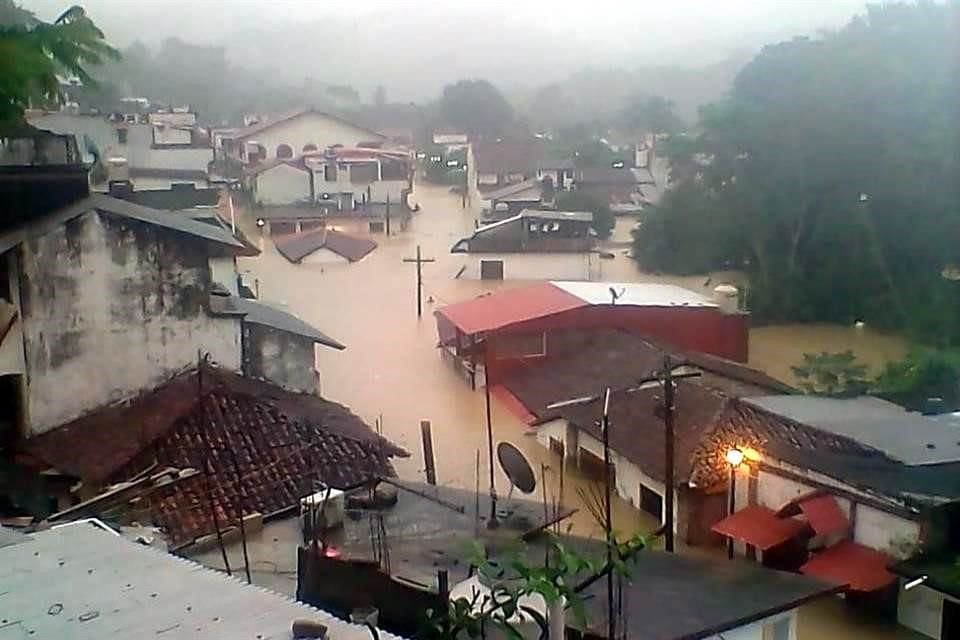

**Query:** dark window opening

left=276, top=144, right=294, bottom=159
left=549, top=437, right=565, bottom=457
left=0, top=253, right=11, bottom=301
left=380, top=161, right=406, bottom=180
left=640, top=484, right=663, bottom=520
left=116, top=128, right=128, bottom=144
left=579, top=447, right=614, bottom=484
left=0, top=375, right=24, bottom=452
left=480, top=260, right=504, bottom=280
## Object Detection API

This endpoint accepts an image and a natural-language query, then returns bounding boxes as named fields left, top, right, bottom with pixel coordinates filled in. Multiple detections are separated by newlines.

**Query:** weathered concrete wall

left=255, top=164, right=311, bottom=205
left=898, top=582, right=955, bottom=639
left=453, top=252, right=601, bottom=281
left=18, top=211, right=241, bottom=435
left=244, top=323, right=317, bottom=394
left=238, top=113, right=379, bottom=161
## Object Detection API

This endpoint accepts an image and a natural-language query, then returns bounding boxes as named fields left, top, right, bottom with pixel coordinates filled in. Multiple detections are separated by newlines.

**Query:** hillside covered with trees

left=634, top=2, right=959, bottom=345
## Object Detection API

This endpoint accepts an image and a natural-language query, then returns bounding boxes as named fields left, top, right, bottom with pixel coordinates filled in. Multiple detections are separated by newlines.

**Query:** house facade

left=703, top=396, right=960, bottom=639
left=451, top=210, right=599, bottom=281
left=0, top=134, right=344, bottom=443
left=222, top=109, right=386, bottom=165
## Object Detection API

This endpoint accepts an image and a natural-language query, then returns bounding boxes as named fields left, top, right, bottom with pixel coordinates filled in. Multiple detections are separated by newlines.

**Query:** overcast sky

left=20, top=0, right=872, bottom=100
left=24, top=0, right=868, bottom=52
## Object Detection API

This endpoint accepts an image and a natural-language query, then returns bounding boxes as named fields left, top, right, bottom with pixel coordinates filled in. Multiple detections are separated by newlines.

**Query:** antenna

left=496, top=442, right=536, bottom=495
left=609, top=287, right=625, bottom=305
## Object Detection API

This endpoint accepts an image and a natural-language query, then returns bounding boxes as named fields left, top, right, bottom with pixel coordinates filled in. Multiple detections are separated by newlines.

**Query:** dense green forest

left=634, top=2, right=959, bottom=345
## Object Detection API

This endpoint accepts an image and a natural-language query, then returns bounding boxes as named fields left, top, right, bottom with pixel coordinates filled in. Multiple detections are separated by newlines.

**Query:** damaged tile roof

left=22, top=367, right=407, bottom=546
left=274, top=227, right=377, bottom=263
left=499, top=328, right=788, bottom=485
left=692, top=400, right=960, bottom=506
left=209, top=292, right=345, bottom=349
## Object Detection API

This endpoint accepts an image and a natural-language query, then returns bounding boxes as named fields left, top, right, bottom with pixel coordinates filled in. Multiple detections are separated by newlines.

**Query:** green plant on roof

left=791, top=350, right=869, bottom=397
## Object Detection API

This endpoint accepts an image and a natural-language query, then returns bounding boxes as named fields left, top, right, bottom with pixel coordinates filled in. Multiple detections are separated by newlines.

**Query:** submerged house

left=451, top=209, right=600, bottom=281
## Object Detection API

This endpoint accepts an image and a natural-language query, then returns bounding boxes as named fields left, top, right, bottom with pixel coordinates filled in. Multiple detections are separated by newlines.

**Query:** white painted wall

left=0, top=252, right=25, bottom=376
left=210, top=256, right=239, bottom=296
left=368, top=180, right=406, bottom=203
left=753, top=466, right=919, bottom=557
left=898, top=583, right=955, bottom=639
left=19, top=211, right=242, bottom=436
left=239, top=112, right=380, bottom=161
left=454, top=253, right=601, bottom=281
left=300, top=248, right=350, bottom=265
left=703, top=610, right=797, bottom=640
left=152, top=125, right=192, bottom=145
left=536, top=419, right=677, bottom=529
left=255, top=164, right=312, bottom=205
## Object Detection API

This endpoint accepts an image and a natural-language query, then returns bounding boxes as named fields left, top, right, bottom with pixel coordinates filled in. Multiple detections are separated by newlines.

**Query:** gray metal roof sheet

left=0, top=522, right=407, bottom=640
left=745, top=395, right=960, bottom=465
left=235, top=297, right=345, bottom=350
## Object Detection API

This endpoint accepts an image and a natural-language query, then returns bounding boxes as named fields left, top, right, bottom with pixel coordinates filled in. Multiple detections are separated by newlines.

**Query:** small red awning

left=711, top=505, right=807, bottom=551
left=798, top=495, right=848, bottom=537
left=800, top=541, right=896, bottom=592
left=776, top=491, right=848, bottom=538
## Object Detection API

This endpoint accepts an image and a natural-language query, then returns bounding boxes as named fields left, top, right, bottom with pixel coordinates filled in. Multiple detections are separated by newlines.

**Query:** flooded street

left=236, top=183, right=919, bottom=638
left=239, top=183, right=909, bottom=536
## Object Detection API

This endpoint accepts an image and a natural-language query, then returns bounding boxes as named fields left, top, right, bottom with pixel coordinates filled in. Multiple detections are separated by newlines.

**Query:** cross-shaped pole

left=402, top=244, right=435, bottom=318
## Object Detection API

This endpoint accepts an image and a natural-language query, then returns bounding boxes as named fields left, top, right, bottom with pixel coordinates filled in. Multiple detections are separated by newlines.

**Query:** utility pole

left=662, top=354, right=677, bottom=553
left=402, top=244, right=435, bottom=318
left=484, top=349, right=498, bottom=528
left=385, top=194, right=391, bottom=237
left=601, top=387, right=615, bottom=640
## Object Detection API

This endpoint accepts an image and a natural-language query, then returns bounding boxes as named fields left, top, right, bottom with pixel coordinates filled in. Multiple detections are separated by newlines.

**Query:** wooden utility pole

left=402, top=245, right=435, bottom=318
left=663, top=355, right=677, bottom=553
left=385, top=194, right=391, bottom=236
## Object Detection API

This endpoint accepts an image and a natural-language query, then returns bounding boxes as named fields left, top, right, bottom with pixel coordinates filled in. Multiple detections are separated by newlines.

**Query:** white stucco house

left=221, top=108, right=386, bottom=165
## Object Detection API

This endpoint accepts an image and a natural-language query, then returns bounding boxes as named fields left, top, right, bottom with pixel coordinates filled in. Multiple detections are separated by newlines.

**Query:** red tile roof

left=22, top=367, right=406, bottom=546
left=435, top=283, right=585, bottom=336
left=800, top=541, right=896, bottom=592
left=274, top=228, right=377, bottom=263
left=711, top=505, right=808, bottom=551
left=472, top=140, right=542, bottom=175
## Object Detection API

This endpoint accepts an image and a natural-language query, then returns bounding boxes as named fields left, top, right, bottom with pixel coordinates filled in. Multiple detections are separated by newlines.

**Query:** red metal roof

left=800, top=541, right=896, bottom=592
left=435, top=282, right=585, bottom=336
left=775, top=491, right=849, bottom=538
left=798, top=495, right=849, bottom=537
left=711, top=505, right=808, bottom=551
left=490, top=384, right=537, bottom=425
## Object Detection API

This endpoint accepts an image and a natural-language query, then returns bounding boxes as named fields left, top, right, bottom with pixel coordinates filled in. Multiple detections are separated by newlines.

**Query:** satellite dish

left=497, top=442, right=536, bottom=494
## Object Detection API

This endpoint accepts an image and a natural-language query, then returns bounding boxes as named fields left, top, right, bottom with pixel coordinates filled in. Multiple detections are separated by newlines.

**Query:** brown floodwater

left=234, top=184, right=920, bottom=637
left=238, top=183, right=909, bottom=534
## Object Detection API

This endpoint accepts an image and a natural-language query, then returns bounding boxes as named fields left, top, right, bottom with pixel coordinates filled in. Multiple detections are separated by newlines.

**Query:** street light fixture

left=725, top=447, right=744, bottom=559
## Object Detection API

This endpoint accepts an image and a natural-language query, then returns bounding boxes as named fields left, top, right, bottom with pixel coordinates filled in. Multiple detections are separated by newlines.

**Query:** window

left=549, top=437, right=565, bottom=457
left=639, top=484, right=663, bottom=520
left=480, top=260, right=504, bottom=280
left=276, top=144, right=293, bottom=159
left=323, top=163, right=337, bottom=182
left=303, top=143, right=318, bottom=153
left=578, top=447, right=614, bottom=483
left=116, top=128, right=128, bottom=144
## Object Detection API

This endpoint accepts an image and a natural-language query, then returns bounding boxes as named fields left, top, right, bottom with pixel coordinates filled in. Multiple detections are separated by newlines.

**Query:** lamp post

left=725, top=448, right=744, bottom=560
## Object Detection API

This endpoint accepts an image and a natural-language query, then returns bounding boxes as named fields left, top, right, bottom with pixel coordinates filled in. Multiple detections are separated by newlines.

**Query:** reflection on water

left=239, top=184, right=907, bottom=541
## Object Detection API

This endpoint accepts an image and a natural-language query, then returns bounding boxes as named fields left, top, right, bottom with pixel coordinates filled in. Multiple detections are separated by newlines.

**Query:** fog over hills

left=24, top=0, right=867, bottom=109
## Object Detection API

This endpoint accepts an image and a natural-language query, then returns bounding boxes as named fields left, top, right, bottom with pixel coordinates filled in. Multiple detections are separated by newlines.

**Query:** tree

left=621, top=94, right=684, bottom=134
left=438, top=79, right=514, bottom=139
left=0, top=4, right=118, bottom=127
left=791, top=351, right=869, bottom=397
left=557, top=191, right=615, bottom=240
left=631, top=3, right=960, bottom=342
left=874, top=348, right=960, bottom=411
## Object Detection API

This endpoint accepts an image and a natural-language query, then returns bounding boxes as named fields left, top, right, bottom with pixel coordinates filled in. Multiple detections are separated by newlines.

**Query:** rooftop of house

left=209, top=293, right=345, bottom=349
left=576, top=548, right=839, bottom=640
left=500, top=327, right=789, bottom=425
left=482, top=178, right=545, bottom=202
left=472, top=139, right=542, bottom=175
left=436, top=281, right=720, bottom=337
left=697, top=399, right=960, bottom=506
left=20, top=366, right=406, bottom=546
left=0, top=521, right=409, bottom=640
left=229, top=108, right=385, bottom=143
left=744, top=395, right=960, bottom=465
left=274, top=227, right=378, bottom=263
left=0, top=191, right=248, bottom=257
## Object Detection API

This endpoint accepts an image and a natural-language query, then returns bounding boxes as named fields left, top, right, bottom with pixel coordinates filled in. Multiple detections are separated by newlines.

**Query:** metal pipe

left=485, top=349, right=498, bottom=528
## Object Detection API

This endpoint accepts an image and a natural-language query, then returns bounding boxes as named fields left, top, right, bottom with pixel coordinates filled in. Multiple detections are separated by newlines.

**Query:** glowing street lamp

left=725, top=447, right=744, bottom=559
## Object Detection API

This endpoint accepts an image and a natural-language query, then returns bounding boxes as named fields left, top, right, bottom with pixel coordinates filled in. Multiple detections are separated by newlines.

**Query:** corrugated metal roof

left=552, top=281, right=717, bottom=307
left=744, top=395, right=960, bottom=465
left=234, top=297, right=345, bottom=349
left=0, top=522, right=409, bottom=640
left=435, top=282, right=586, bottom=335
